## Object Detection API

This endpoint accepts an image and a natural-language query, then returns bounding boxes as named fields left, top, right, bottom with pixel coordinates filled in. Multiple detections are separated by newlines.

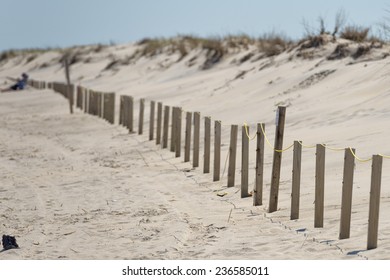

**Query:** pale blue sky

left=0, top=0, right=388, bottom=51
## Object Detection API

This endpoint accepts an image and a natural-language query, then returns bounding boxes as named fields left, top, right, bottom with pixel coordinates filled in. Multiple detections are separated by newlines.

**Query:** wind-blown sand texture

left=1, top=35, right=390, bottom=259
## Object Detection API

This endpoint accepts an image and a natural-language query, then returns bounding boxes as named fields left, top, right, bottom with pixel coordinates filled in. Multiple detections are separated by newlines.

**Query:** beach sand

left=1, top=37, right=390, bottom=259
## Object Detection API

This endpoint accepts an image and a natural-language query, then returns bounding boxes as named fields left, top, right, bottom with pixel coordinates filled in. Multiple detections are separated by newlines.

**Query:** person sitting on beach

left=1, top=73, right=29, bottom=92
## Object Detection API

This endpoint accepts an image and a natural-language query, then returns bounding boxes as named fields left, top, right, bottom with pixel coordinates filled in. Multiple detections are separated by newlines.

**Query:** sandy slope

left=1, top=37, right=390, bottom=259
left=0, top=90, right=363, bottom=260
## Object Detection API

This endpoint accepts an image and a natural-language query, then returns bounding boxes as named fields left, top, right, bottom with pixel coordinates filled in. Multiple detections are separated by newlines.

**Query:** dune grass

left=341, top=25, right=370, bottom=42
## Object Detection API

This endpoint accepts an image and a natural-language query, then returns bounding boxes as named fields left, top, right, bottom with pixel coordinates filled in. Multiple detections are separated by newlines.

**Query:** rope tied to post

left=320, top=143, right=345, bottom=151
left=349, top=147, right=372, bottom=163
left=259, top=123, right=294, bottom=153
left=243, top=123, right=257, bottom=141
left=298, top=141, right=316, bottom=148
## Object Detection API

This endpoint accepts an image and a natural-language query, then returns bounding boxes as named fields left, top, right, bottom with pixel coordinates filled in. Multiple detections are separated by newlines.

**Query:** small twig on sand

left=70, top=248, right=79, bottom=253
left=227, top=209, right=233, bottom=223
left=173, top=235, right=184, bottom=244
left=136, top=149, right=149, bottom=167
left=301, top=234, right=309, bottom=248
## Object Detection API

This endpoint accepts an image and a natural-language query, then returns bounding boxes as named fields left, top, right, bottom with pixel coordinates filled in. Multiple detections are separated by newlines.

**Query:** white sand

left=1, top=37, right=390, bottom=259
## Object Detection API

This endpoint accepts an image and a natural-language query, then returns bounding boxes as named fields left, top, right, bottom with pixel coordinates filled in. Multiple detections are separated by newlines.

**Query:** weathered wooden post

left=193, top=112, right=200, bottom=168
left=80, top=86, right=85, bottom=111
left=84, top=88, right=89, bottom=113
left=93, top=91, right=99, bottom=116
left=175, top=108, right=182, bottom=158
left=213, top=120, right=221, bottom=181
left=88, top=90, right=95, bottom=115
left=227, top=125, right=238, bottom=187
left=76, top=86, right=82, bottom=109
left=97, top=92, right=102, bottom=117
left=128, top=96, right=134, bottom=133
left=87, top=89, right=92, bottom=114
left=103, top=92, right=115, bottom=124
left=156, top=102, right=163, bottom=145
left=315, top=144, right=326, bottom=228
left=269, top=106, right=286, bottom=213
left=241, top=125, right=250, bottom=198
left=290, top=140, right=302, bottom=220
left=122, top=96, right=129, bottom=128
left=162, top=106, right=170, bottom=149
left=138, top=98, right=145, bottom=135
left=149, top=101, right=155, bottom=141
left=254, top=123, right=265, bottom=206
left=184, top=112, right=192, bottom=162
left=101, top=92, right=105, bottom=118
left=170, top=107, right=177, bottom=152
left=339, top=148, right=356, bottom=239
left=64, top=56, right=74, bottom=114
left=119, top=95, right=125, bottom=125
left=367, top=155, right=383, bottom=250
left=203, top=116, right=211, bottom=173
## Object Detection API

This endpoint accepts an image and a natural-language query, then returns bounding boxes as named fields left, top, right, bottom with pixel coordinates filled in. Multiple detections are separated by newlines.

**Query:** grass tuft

left=340, top=25, right=370, bottom=42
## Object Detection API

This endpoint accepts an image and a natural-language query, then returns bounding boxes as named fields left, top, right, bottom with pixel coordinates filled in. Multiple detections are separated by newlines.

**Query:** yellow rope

left=232, top=121, right=390, bottom=161
left=349, top=147, right=372, bottom=163
left=298, top=141, right=316, bottom=148
left=243, top=123, right=257, bottom=141
left=320, top=143, right=345, bottom=151
left=259, top=123, right=294, bottom=153
left=276, top=143, right=295, bottom=153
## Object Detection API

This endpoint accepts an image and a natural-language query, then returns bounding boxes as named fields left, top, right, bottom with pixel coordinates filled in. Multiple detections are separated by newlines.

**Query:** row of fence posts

left=28, top=80, right=46, bottom=89
left=28, top=79, right=115, bottom=124
left=29, top=79, right=384, bottom=251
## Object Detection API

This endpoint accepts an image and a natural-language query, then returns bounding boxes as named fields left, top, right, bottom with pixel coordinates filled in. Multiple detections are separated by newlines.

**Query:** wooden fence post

left=122, top=96, right=129, bottom=128
left=315, top=144, right=326, bottom=228
left=101, top=92, right=105, bottom=118
left=203, top=116, right=211, bottom=173
left=84, top=88, right=89, bottom=113
left=138, top=98, right=145, bottom=135
left=193, top=112, right=200, bottom=168
left=268, top=106, right=286, bottom=213
left=162, top=106, right=170, bottom=149
left=184, top=112, right=192, bottom=162
left=213, top=120, right=221, bottom=181
left=156, top=102, right=163, bottom=145
left=170, top=107, right=177, bottom=152
left=241, top=125, right=250, bottom=198
left=290, top=140, right=302, bottom=220
left=64, top=56, right=74, bottom=114
left=227, top=125, right=238, bottom=187
left=88, top=90, right=95, bottom=115
left=87, top=90, right=93, bottom=114
left=119, top=95, right=124, bottom=125
left=367, top=155, right=383, bottom=250
left=128, top=96, right=134, bottom=133
left=175, top=108, right=182, bottom=158
left=76, top=86, right=82, bottom=109
left=94, top=91, right=99, bottom=116
left=103, top=92, right=115, bottom=124
left=149, top=101, right=155, bottom=140
left=339, top=148, right=355, bottom=239
left=97, top=92, right=102, bottom=118
left=254, top=123, right=265, bottom=206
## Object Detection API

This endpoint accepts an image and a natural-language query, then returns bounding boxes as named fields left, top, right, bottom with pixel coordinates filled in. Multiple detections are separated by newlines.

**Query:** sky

left=0, top=0, right=389, bottom=51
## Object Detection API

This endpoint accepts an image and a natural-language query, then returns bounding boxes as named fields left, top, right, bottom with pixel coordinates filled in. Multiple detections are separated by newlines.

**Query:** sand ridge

left=1, top=37, right=390, bottom=259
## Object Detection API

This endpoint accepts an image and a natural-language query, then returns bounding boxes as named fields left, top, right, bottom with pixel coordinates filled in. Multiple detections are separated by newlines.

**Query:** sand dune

left=1, top=36, right=390, bottom=259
